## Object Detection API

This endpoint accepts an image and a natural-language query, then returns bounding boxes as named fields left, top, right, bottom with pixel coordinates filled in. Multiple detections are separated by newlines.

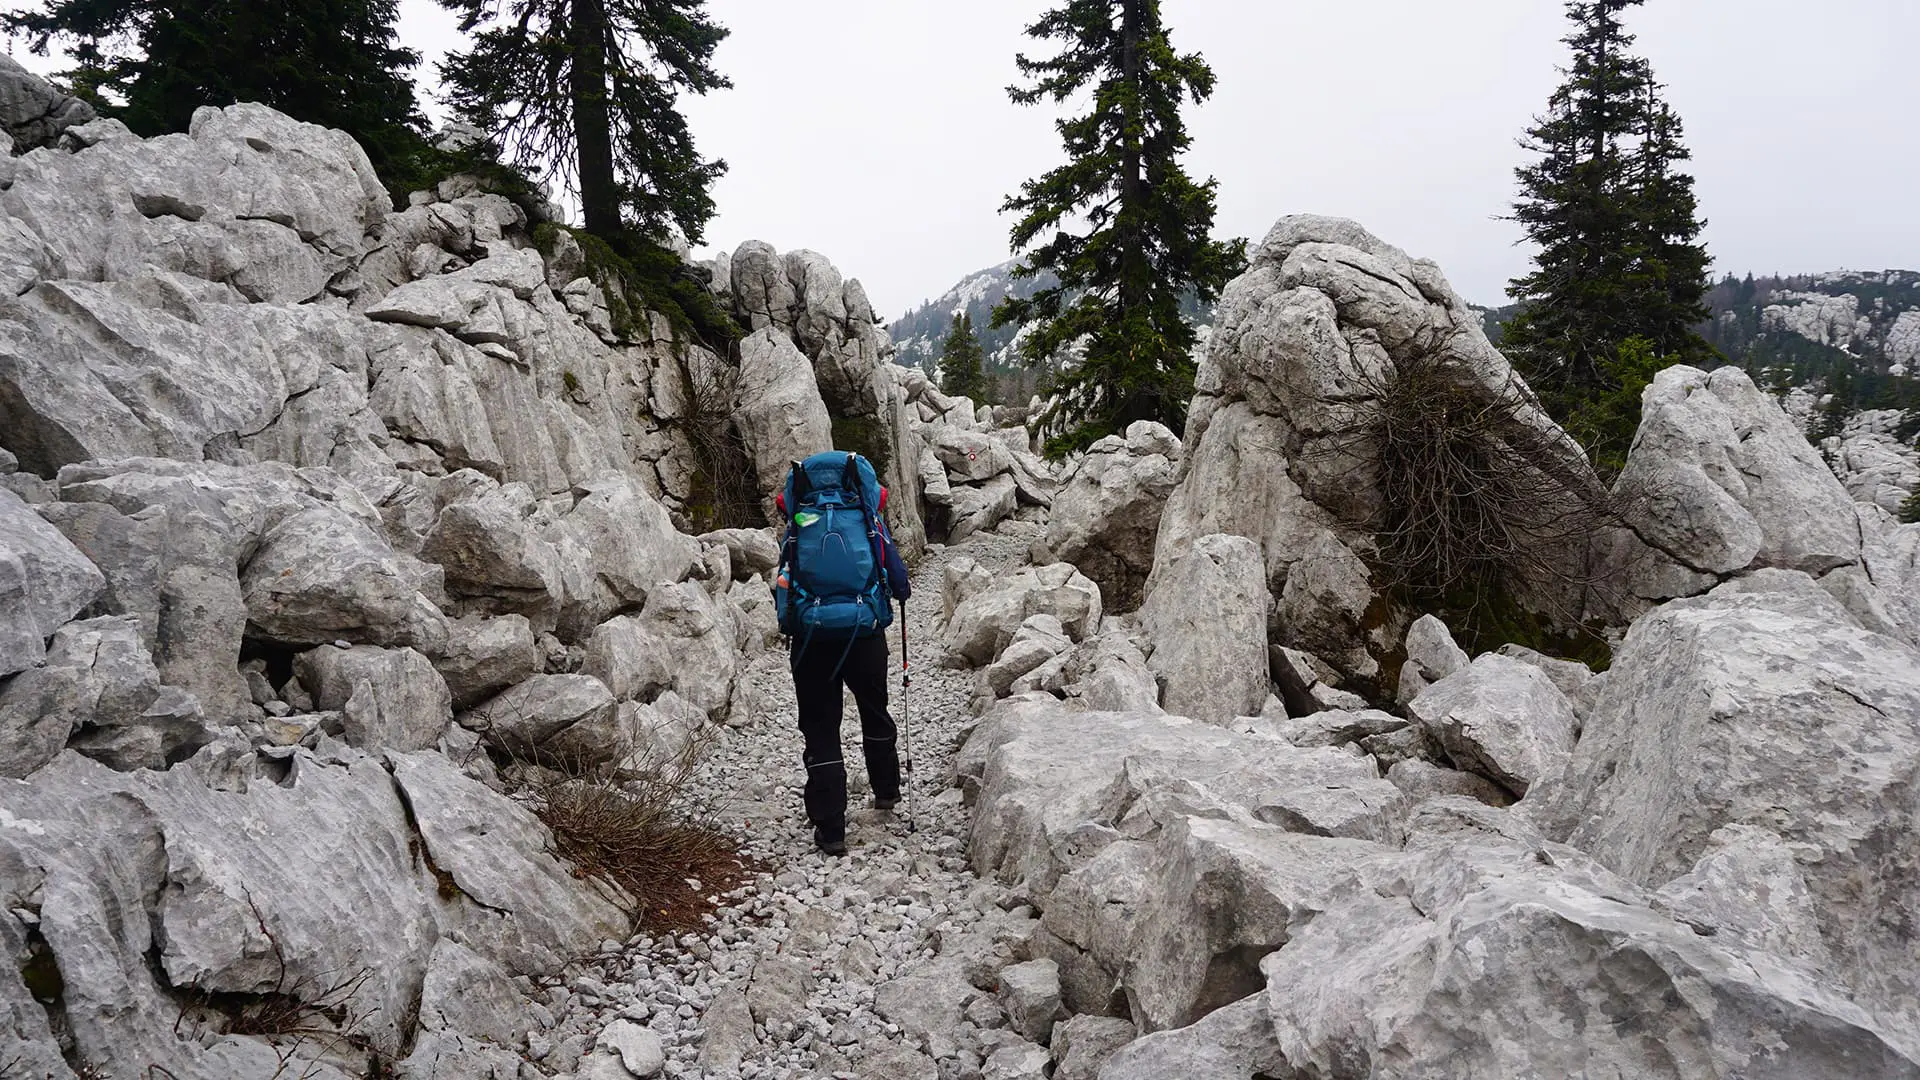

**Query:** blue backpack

left=775, top=452, right=896, bottom=639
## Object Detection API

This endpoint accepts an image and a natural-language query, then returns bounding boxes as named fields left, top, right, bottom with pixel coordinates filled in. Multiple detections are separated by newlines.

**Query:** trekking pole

left=898, top=598, right=917, bottom=834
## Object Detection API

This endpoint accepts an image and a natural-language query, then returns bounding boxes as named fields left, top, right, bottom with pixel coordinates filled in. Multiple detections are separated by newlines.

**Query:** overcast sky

left=10, top=1, right=1917, bottom=317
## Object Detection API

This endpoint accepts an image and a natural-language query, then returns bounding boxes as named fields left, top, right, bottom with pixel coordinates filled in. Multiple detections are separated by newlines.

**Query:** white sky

left=9, top=1, right=1917, bottom=317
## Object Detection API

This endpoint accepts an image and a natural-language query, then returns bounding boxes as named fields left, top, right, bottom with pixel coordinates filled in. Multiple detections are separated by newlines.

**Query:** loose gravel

left=532, top=528, right=1040, bottom=1080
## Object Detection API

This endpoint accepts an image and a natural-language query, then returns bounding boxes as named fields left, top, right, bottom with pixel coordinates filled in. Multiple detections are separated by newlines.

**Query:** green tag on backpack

left=795, top=511, right=820, bottom=527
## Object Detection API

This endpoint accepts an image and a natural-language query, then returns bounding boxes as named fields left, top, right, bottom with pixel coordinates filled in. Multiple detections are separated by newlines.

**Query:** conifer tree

left=5, top=0, right=429, bottom=200
left=1502, top=0, right=1714, bottom=470
left=438, top=0, right=729, bottom=245
left=938, top=313, right=992, bottom=404
left=991, top=0, right=1245, bottom=456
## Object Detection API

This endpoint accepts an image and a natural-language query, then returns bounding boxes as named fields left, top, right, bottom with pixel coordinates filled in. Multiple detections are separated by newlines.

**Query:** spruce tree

left=1502, top=0, right=1715, bottom=471
left=991, top=0, right=1246, bottom=457
left=938, top=313, right=992, bottom=405
left=5, top=0, right=430, bottom=201
left=438, top=0, right=730, bottom=246
left=1899, top=487, right=1920, bottom=526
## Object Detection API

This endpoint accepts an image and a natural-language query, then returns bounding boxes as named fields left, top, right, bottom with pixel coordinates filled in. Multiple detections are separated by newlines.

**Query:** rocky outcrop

left=0, top=76, right=852, bottom=1075
left=1, top=51, right=95, bottom=151
left=720, top=242, right=929, bottom=555
left=1405, top=652, right=1578, bottom=798
left=1042, top=421, right=1180, bottom=610
left=1529, top=572, right=1920, bottom=1028
left=1256, top=799, right=1920, bottom=1078
left=941, top=561, right=1103, bottom=669
left=1144, top=215, right=1599, bottom=690
left=1138, top=533, right=1268, bottom=724
left=0, top=486, right=104, bottom=678
left=0, top=746, right=626, bottom=1079
left=1591, top=365, right=1865, bottom=622
left=1820, top=407, right=1920, bottom=515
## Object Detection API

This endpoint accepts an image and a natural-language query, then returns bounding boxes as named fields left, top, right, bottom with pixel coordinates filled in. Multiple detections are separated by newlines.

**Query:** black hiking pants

left=791, top=631, right=901, bottom=842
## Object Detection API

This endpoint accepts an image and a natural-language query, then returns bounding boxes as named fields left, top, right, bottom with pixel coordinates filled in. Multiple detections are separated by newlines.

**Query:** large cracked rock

left=730, top=327, right=834, bottom=517
left=1144, top=215, right=1597, bottom=689
left=1527, top=572, right=1920, bottom=1030
left=0, top=751, right=442, bottom=1074
left=723, top=240, right=926, bottom=556
left=1138, top=533, right=1268, bottom=723
left=581, top=580, right=740, bottom=721
left=1592, top=365, right=1868, bottom=623
left=0, top=615, right=172, bottom=777
left=460, top=673, right=625, bottom=768
left=0, top=485, right=104, bottom=678
left=293, top=643, right=453, bottom=753
left=959, top=699, right=1405, bottom=903
left=1406, top=652, right=1578, bottom=798
left=1251, top=799, right=1920, bottom=1078
left=1042, top=421, right=1181, bottom=611
left=942, top=563, right=1103, bottom=668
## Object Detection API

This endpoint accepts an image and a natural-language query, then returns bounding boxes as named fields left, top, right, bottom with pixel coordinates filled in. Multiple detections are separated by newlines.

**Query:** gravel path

left=536, top=528, right=1038, bottom=1080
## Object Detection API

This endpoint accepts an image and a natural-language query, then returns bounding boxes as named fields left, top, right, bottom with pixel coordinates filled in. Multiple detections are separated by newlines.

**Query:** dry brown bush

left=1314, top=339, right=1635, bottom=658
left=526, top=724, right=753, bottom=934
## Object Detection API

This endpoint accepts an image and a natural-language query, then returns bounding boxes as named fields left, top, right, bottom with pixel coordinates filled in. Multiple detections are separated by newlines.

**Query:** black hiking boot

left=871, top=794, right=899, bottom=811
left=813, top=827, right=847, bottom=857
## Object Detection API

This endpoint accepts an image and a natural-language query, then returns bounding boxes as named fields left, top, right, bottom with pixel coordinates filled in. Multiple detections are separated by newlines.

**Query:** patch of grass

left=535, top=222, right=741, bottom=354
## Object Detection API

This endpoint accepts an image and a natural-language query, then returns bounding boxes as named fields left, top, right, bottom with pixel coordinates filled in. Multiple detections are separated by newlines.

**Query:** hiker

left=772, top=451, right=912, bottom=856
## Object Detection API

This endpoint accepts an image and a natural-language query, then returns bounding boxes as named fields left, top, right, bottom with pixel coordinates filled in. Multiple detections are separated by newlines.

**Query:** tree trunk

left=570, top=0, right=620, bottom=238
left=1118, top=0, right=1145, bottom=315
left=1117, top=0, right=1149, bottom=422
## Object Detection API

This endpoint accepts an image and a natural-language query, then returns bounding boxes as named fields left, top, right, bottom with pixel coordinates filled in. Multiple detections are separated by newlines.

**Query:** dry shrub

left=165, top=892, right=384, bottom=1079
left=677, top=351, right=764, bottom=532
left=1320, top=341, right=1627, bottom=658
left=526, top=724, right=753, bottom=934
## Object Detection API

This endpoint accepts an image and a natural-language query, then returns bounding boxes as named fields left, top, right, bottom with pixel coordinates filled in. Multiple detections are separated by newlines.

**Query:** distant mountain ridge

left=887, top=259, right=1056, bottom=381
left=885, top=260, right=1214, bottom=401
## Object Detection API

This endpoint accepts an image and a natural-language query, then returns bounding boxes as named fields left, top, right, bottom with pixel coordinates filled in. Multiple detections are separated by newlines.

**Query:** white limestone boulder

left=979, top=614, right=1073, bottom=700
left=0, top=485, right=105, bottom=677
left=1149, top=216, right=1597, bottom=689
left=548, top=473, right=699, bottom=638
left=1043, top=421, right=1181, bottom=610
left=946, top=474, right=1019, bottom=543
left=1407, top=652, right=1578, bottom=797
left=292, top=644, right=452, bottom=753
left=1254, top=799, right=1920, bottom=1078
left=240, top=502, right=450, bottom=655
left=432, top=614, right=541, bottom=710
left=0, top=615, right=171, bottom=777
left=0, top=751, right=440, bottom=1073
left=1096, top=994, right=1284, bottom=1080
left=581, top=580, right=738, bottom=721
left=1, top=51, right=95, bottom=149
left=927, top=424, right=1015, bottom=484
left=730, top=327, right=833, bottom=518
left=1139, top=533, right=1268, bottom=724
left=1594, top=365, right=1866, bottom=622
left=1395, top=613, right=1469, bottom=704
left=1527, top=573, right=1920, bottom=1028
left=700, top=527, right=780, bottom=581
left=460, top=673, right=624, bottom=767
left=387, top=751, right=631, bottom=972
left=942, top=562, right=1103, bottom=668
left=960, top=700, right=1405, bottom=903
